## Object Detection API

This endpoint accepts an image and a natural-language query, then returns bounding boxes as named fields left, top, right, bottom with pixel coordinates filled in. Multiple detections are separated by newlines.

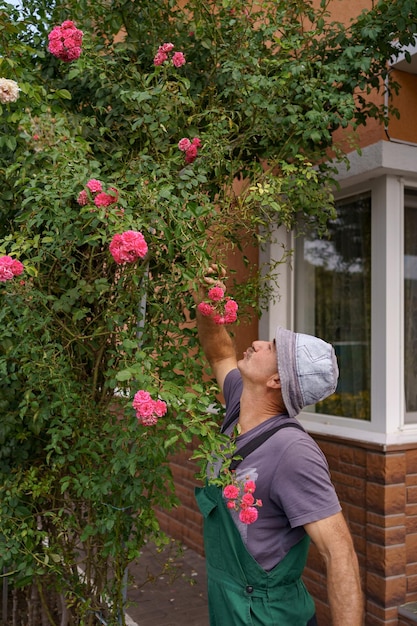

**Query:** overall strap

left=230, top=422, right=305, bottom=471
left=221, top=406, right=240, bottom=434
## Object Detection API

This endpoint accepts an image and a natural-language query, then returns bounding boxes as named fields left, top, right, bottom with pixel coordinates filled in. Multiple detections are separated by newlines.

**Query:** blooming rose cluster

left=197, top=286, right=238, bottom=325
left=0, top=255, right=24, bottom=282
left=0, top=78, right=19, bottom=104
left=178, top=137, right=201, bottom=165
left=48, top=20, right=83, bottom=63
left=132, top=390, right=168, bottom=426
left=224, top=477, right=263, bottom=525
left=153, top=42, right=186, bottom=68
left=109, top=230, right=148, bottom=265
left=77, top=179, right=119, bottom=208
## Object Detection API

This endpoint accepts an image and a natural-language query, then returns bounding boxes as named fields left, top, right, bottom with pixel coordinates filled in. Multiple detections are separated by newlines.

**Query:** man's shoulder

left=224, top=368, right=241, bottom=394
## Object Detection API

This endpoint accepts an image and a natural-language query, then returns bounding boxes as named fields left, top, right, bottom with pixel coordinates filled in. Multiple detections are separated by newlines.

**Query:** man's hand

left=193, top=263, right=227, bottom=304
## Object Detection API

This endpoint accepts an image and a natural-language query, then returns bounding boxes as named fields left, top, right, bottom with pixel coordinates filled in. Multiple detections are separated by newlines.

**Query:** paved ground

left=126, top=540, right=209, bottom=626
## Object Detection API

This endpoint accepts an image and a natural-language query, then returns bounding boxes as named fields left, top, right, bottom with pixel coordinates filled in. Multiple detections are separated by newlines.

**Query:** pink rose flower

left=154, top=51, right=168, bottom=66
left=178, top=138, right=192, bottom=152
left=48, top=40, right=64, bottom=55
left=223, top=485, right=240, bottom=500
left=185, top=144, right=198, bottom=164
left=198, top=286, right=238, bottom=326
left=197, top=302, right=215, bottom=317
left=133, top=389, right=167, bottom=426
left=94, top=192, right=115, bottom=207
left=0, top=255, right=24, bottom=282
left=109, top=230, right=148, bottom=264
left=224, top=311, right=237, bottom=324
left=225, top=298, right=238, bottom=313
left=48, top=28, right=62, bottom=41
left=172, top=51, right=186, bottom=67
left=136, top=401, right=156, bottom=418
left=86, top=179, right=103, bottom=193
left=239, top=506, right=259, bottom=525
left=140, top=414, right=158, bottom=426
left=11, top=259, right=23, bottom=275
left=153, top=399, right=168, bottom=417
left=77, top=190, right=88, bottom=206
left=63, top=36, right=77, bottom=49
left=244, top=480, right=256, bottom=493
left=192, top=137, right=201, bottom=148
left=47, top=21, right=83, bottom=63
left=223, top=475, right=262, bottom=524
left=208, top=286, right=224, bottom=302
left=0, top=267, right=13, bottom=281
left=64, top=46, right=81, bottom=62
left=132, top=390, right=152, bottom=409
left=241, top=493, right=255, bottom=507
left=160, top=42, right=174, bottom=53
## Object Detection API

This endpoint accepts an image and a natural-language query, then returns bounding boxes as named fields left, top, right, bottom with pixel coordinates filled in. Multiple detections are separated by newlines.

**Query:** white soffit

left=391, top=39, right=417, bottom=74
left=333, top=140, right=417, bottom=188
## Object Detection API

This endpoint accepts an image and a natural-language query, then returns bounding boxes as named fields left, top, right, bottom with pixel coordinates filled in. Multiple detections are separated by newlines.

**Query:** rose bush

left=0, top=0, right=416, bottom=623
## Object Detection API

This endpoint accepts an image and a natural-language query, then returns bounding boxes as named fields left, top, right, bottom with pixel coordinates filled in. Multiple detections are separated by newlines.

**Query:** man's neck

left=238, top=387, right=286, bottom=435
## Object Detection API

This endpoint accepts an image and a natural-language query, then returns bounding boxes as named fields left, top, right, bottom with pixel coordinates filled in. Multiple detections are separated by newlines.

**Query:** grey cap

left=275, top=326, right=339, bottom=418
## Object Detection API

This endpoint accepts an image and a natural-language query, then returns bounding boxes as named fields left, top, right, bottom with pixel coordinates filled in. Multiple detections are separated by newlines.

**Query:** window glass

left=295, top=193, right=371, bottom=420
left=404, top=189, right=417, bottom=423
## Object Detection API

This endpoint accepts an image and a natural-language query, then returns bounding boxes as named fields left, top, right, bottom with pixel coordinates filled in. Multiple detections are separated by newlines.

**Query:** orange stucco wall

left=312, top=0, right=373, bottom=22
left=388, top=69, right=417, bottom=144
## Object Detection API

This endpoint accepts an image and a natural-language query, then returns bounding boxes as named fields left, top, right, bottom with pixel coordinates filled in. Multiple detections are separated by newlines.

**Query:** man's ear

left=266, top=374, right=281, bottom=390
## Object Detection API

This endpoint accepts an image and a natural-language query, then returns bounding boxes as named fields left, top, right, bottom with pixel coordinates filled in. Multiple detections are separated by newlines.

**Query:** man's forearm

left=327, top=554, right=364, bottom=625
left=196, top=310, right=236, bottom=367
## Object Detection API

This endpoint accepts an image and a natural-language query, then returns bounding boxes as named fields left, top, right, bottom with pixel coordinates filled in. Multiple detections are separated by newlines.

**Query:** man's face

left=238, top=339, right=279, bottom=383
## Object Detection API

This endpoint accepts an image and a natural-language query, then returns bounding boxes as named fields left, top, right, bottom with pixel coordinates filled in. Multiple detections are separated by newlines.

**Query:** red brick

left=344, top=502, right=366, bottom=525
left=406, top=503, right=417, bottom=518
left=367, top=543, right=406, bottom=576
left=406, top=515, right=417, bottom=535
left=367, top=522, right=406, bottom=546
left=367, top=512, right=406, bottom=528
left=367, top=452, right=406, bottom=484
left=406, top=533, right=417, bottom=559
left=406, top=474, right=417, bottom=488
left=408, top=486, right=417, bottom=504
left=366, top=598, right=400, bottom=623
left=367, top=572, right=406, bottom=606
left=366, top=482, right=406, bottom=515
left=406, top=449, right=417, bottom=474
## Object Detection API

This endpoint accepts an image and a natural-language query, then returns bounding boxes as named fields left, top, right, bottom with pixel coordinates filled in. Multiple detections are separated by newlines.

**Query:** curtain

left=404, top=192, right=417, bottom=421
left=296, top=193, right=371, bottom=420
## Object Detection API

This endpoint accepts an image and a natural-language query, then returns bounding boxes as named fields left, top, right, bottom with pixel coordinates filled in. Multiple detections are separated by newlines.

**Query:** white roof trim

left=333, top=140, right=417, bottom=188
left=390, top=39, right=417, bottom=73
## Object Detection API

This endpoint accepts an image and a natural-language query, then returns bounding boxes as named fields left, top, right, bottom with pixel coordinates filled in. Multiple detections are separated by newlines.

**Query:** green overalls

left=195, top=483, right=315, bottom=626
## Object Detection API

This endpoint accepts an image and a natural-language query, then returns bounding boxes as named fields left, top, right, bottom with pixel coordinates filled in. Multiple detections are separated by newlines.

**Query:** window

left=295, top=193, right=371, bottom=420
left=404, top=188, right=417, bottom=423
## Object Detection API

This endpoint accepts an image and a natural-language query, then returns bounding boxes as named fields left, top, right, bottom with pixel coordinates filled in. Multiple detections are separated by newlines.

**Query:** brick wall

left=309, top=436, right=417, bottom=626
left=158, top=435, right=417, bottom=625
left=157, top=445, right=204, bottom=555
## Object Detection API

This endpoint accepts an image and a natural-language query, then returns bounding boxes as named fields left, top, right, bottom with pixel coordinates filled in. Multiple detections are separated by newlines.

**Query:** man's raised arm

left=195, top=266, right=237, bottom=392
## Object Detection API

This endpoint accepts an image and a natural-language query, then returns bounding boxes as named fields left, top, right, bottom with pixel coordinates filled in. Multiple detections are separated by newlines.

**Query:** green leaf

left=116, top=369, right=133, bottom=382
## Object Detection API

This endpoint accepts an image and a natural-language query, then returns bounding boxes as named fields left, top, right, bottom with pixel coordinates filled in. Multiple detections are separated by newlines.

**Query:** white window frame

left=260, top=140, right=417, bottom=445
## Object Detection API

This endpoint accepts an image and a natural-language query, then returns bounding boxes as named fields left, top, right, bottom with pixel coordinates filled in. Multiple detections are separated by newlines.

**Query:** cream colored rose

left=0, top=78, right=20, bottom=104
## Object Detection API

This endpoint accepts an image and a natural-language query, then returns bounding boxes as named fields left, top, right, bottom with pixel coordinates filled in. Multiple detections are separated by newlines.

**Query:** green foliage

left=0, top=0, right=416, bottom=622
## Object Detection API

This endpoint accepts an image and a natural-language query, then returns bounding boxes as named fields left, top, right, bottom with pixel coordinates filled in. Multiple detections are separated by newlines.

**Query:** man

left=194, top=267, right=363, bottom=626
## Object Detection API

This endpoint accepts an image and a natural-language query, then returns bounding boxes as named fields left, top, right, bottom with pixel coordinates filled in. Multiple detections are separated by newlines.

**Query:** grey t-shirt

left=221, top=369, right=341, bottom=571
